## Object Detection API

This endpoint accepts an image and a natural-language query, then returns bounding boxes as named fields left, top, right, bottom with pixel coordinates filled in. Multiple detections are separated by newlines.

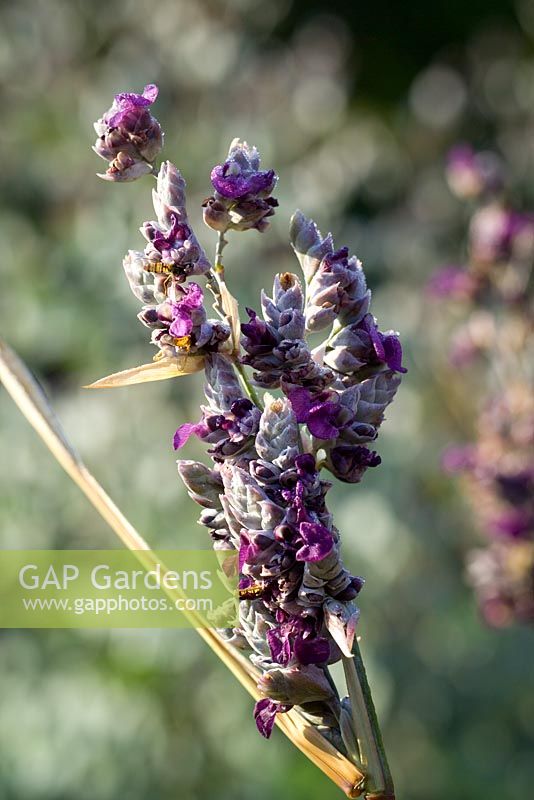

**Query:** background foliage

left=1, top=1, right=533, bottom=798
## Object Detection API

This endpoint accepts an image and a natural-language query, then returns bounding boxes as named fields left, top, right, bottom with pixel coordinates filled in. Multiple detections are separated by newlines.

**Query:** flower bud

left=258, top=665, right=334, bottom=705
left=176, top=460, right=224, bottom=508
left=255, top=394, right=299, bottom=467
left=290, top=210, right=334, bottom=283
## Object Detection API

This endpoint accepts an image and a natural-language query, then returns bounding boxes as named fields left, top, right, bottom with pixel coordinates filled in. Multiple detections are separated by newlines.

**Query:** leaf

left=0, top=337, right=365, bottom=798
left=84, top=355, right=205, bottom=389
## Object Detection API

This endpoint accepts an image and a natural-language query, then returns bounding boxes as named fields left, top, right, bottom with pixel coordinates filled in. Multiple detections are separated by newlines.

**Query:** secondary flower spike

left=430, top=144, right=534, bottom=627
left=93, top=84, right=163, bottom=181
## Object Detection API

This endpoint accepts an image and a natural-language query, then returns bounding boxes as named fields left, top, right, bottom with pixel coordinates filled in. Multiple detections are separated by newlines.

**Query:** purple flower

left=93, top=84, right=162, bottom=181
left=204, top=139, right=278, bottom=234
left=267, top=616, right=330, bottom=666
left=469, top=204, right=534, bottom=265
left=294, top=634, right=330, bottom=665
left=446, top=145, right=503, bottom=199
left=329, top=445, right=381, bottom=484
left=325, top=314, right=407, bottom=377
left=104, top=84, right=159, bottom=128
left=426, top=266, right=476, bottom=300
left=496, top=471, right=534, bottom=506
left=211, top=164, right=276, bottom=200
left=241, top=308, right=279, bottom=352
left=359, top=315, right=407, bottom=374
left=173, top=420, right=209, bottom=450
left=253, top=698, right=290, bottom=738
left=211, top=139, right=277, bottom=200
left=296, top=522, right=335, bottom=562
left=287, top=388, right=347, bottom=440
left=150, top=213, right=191, bottom=258
left=173, top=398, right=260, bottom=457
left=139, top=163, right=211, bottom=279
left=138, top=285, right=229, bottom=358
left=169, top=283, right=204, bottom=337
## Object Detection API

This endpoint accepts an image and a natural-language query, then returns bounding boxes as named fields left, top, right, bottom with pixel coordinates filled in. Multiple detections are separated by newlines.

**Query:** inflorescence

left=93, top=84, right=406, bottom=747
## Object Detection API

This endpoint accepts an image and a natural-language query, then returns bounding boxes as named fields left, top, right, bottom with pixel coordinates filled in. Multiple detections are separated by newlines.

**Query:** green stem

left=342, top=641, right=395, bottom=799
left=235, top=360, right=262, bottom=407
left=214, top=230, right=228, bottom=272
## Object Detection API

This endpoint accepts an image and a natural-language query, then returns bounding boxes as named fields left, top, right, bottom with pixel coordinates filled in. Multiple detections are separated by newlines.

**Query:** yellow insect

left=143, top=261, right=179, bottom=295
left=144, top=260, right=174, bottom=275
left=239, top=583, right=266, bottom=600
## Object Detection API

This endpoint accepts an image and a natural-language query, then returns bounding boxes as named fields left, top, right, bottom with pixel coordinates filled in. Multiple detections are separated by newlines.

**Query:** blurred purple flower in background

left=432, top=145, right=534, bottom=627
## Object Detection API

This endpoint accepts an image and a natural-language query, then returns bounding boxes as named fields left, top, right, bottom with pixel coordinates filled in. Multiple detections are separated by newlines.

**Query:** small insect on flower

left=239, top=583, right=266, bottom=600
left=144, top=261, right=176, bottom=275
left=142, top=260, right=178, bottom=294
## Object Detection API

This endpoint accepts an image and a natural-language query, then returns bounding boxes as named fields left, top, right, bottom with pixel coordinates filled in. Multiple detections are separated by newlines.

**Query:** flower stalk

left=85, top=83, right=406, bottom=796
left=343, top=644, right=394, bottom=798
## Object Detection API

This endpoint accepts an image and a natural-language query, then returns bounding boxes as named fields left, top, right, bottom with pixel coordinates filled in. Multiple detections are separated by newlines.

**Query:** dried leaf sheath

left=84, top=355, right=205, bottom=389
left=0, top=339, right=364, bottom=797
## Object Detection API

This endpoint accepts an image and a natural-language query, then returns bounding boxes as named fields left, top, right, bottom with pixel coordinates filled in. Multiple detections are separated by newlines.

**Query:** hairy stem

left=342, top=642, right=395, bottom=799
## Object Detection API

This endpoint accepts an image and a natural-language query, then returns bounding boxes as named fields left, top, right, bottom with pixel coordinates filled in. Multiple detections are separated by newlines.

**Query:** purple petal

left=296, top=522, right=334, bottom=562
left=367, top=322, right=386, bottom=362
left=287, top=388, right=312, bottom=423
left=169, top=309, right=193, bottom=338
left=253, top=698, right=281, bottom=738
left=294, top=635, right=330, bottom=666
left=142, top=83, right=159, bottom=103
left=267, top=628, right=291, bottom=666
left=238, top=535, right=250, bottom=572
left=211, top=165, right=275, bottom=199
left=307, top=403, right=340, bottom=439
left=173, top=422, right=206, bottom=450
left=113, top=84, right=158, bottom=110
left=294, top=454, right=317, bottom=478
left=181, top=282, right=204, bottom=310
left=382, top=335, right=407, bottom=373
left=106, top=85, right=158, bottom=127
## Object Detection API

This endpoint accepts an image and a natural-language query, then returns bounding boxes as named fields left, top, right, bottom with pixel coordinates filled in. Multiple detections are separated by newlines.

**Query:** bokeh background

left=1, top=1, right=533, bottom=798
